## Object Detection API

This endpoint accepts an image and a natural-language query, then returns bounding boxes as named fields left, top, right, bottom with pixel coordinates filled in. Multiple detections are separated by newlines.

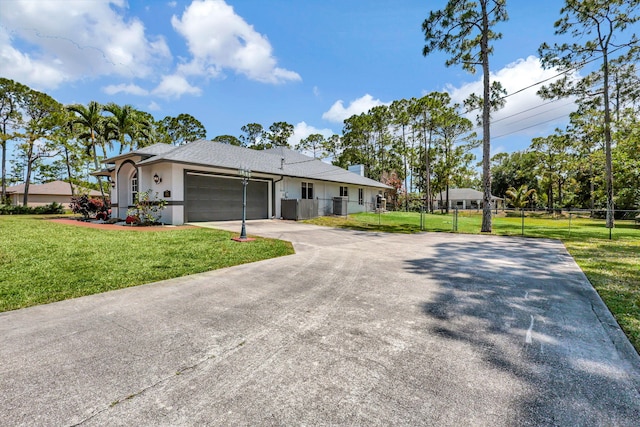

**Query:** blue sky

left=1, top=0, right=584, bottom=157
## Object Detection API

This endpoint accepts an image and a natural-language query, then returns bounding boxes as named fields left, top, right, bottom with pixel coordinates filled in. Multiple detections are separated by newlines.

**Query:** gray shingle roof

left=103, top=143, right=176, bottom=163
left=135, top=140, right=390, bottom=189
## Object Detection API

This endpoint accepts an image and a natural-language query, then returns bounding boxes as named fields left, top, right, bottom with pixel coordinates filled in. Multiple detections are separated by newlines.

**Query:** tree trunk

left=402, top=125, right=408, bottom=212
left=23, top=140, right=35, bottom=206
left=64, top=144, right=75, bottom=196
left=602, top=48, right=614, bottom=229
left=1, top=139, right=6, bottom=203
left=92, top=140, right=106, bottom=202
left=480, top=0, right=492, bottom=232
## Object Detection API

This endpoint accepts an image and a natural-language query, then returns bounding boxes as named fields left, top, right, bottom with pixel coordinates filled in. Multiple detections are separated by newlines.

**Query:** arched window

left=131, top=172, right=138, bottom=205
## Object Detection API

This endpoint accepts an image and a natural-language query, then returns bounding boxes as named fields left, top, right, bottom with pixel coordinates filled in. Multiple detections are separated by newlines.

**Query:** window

left=340, top=186, right=349, bottom=197
left=358, top=188, right=364, bottom=205
left=302, top=182, right=314, bottom=199
left=131, top=172, right=138, bottom=204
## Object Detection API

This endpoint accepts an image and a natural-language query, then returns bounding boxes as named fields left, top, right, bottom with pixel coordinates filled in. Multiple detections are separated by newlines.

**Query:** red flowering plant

left=70, top=195, right=109, bottom=220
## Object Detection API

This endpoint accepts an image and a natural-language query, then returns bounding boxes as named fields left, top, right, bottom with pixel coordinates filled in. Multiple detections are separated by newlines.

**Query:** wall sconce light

left=111, top=181, right=116, bottom=188
left=153, top=173, right=162, bottom=184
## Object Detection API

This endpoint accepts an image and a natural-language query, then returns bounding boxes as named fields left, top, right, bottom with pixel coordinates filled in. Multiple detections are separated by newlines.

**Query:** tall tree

left=265, top=121, right=294, bottom=148
left=159, top=113, right=206, bottom=146
left=19, top=89, right=64, bottom=205
left=67, top=101, right=107, bottom=200
left=538, top=0, right=639, bottom=228
left=0, top=78, right=29, bottom=202
left=433, top=102, right=478, bottom=213
left=239, top=123, right=264, bottom=148
left=213, top=135, right=242, bottom=146
left=390, top=99, right=412, bottom=209
left=324, top=134, right=342, bottom=163
left=530, top=132, right=573, bottom=211
left=422, top=0, right=508, bottom=231
left=491, top=151, right=539, bottom=200
left=103, top=103, right=136, bottom=154
left=296, top=133, right=326, bottom=159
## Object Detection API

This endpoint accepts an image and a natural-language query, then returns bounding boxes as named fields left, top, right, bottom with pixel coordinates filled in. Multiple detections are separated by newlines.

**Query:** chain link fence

left=338, top=206, right=640, bottom=241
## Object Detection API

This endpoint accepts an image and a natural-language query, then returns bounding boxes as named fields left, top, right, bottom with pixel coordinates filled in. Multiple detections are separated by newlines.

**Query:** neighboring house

left=6, top=180, right=102, bottom=207
left=433, top=188, right=504, bottom=210
left=96, top=140, right=390, bottom=225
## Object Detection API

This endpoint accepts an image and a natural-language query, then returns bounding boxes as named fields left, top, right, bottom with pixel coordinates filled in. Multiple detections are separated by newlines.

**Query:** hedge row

left=0, top=202, right=66, bottom=215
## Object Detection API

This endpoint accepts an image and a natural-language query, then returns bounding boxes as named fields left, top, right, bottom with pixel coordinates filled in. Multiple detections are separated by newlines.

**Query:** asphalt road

left=1, top=221, right=639, bottom=426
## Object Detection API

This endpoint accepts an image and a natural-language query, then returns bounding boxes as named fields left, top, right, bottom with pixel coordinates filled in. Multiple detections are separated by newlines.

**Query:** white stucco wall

left=110, top=157, right=385, bottom=224
left=277, top=177, right=383, bottom=218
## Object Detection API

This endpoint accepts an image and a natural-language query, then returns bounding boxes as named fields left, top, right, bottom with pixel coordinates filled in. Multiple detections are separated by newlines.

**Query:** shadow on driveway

left=405, top=237, right=640, bottom=426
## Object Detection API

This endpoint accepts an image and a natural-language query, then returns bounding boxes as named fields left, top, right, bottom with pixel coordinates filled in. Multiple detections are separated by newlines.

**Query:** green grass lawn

left=308, top=211, right=640, bottom=352
left=0, top=215, right=294, bottom=312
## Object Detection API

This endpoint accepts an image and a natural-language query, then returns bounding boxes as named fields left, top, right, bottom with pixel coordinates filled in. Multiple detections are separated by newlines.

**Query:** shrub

left=70, top=195, right=108, bottom=219
left=0, top=202, right=64, bottom=215
left=33, top=202, right=65, bottom=214
left=127, top=189, right=167, bottom=225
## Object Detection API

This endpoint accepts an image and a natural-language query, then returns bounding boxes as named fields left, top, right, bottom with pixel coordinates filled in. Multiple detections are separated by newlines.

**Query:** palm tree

left=103, top=103, right=136, bottom=154
left=67, top=101, right=106, bottom=200
left=505, top=185, right=537, bottom=211
left=130, top=110, right=157, bottom=149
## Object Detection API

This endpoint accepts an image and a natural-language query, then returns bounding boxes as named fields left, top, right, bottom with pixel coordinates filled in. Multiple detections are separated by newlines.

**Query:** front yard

left=0, top=215, right=294, bottom=312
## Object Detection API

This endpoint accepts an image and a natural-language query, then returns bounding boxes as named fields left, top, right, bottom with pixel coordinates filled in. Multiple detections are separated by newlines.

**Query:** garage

left=185, top=173, right=269, bottom=222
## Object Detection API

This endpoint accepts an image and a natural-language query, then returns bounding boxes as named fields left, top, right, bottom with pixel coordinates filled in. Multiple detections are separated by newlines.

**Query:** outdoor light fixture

left=153, top=173, right=162, bottom=184
left=237, top=168, right=252, bottom=241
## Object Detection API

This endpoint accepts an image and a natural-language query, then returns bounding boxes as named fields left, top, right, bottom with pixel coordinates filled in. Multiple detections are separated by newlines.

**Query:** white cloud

left=152, top=74, right=202, bottom=99
left=171, top=0, right=301, bottom=84
left=148, top=101, right=161, bottom=111
left=0, top=27, right=68, bottom=88
left=0, top=0, right=170, bottom=88
left=446, top=56, right=577, bottom=140
left=167, top=1, right=177, bottom=7
left=322, top=94, right=388, bottom=123
left=103, top=83, right=149, bottom=96
left=290, top=121, right=335, bottom=148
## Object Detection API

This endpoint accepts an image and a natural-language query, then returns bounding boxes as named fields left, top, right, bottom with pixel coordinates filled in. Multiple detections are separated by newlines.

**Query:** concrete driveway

left=1, top=220, right=639, bottom=426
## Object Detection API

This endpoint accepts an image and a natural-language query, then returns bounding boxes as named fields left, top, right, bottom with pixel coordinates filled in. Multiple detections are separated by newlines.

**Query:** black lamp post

left=239, top=168, right=251, bottom=240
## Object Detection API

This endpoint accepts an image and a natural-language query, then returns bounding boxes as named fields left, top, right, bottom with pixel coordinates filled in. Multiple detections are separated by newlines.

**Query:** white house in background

left=95, top=140, right=390, bottom=225
left=433, top=188, right=505, bottom=210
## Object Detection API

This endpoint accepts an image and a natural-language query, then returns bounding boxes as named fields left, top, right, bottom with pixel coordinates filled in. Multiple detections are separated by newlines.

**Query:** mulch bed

left=48, top=218, right=198, bottom=231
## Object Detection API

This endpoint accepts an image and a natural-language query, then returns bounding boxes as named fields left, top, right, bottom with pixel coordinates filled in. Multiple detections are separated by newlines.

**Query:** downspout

left=272, top=175, right=284, bottom=219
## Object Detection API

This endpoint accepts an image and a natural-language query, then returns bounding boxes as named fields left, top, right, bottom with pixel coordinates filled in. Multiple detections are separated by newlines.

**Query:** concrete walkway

left=1, top=220, right=639, bottom=426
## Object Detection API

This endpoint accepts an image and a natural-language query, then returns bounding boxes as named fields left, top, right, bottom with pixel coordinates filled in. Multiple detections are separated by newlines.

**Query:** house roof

left=6, top=180, right=102, bottom=196
left=435, top=188, right=503, bottom=200
left=126, top=140, right=390, bottom=189
left=102, top=143, right=176, bottom=163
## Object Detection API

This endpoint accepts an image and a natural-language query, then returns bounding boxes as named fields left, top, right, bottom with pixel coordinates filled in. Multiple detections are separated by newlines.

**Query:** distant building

left=6, top=180, right=102, bottom=207
left=433, top=188, right=504, bottom=210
